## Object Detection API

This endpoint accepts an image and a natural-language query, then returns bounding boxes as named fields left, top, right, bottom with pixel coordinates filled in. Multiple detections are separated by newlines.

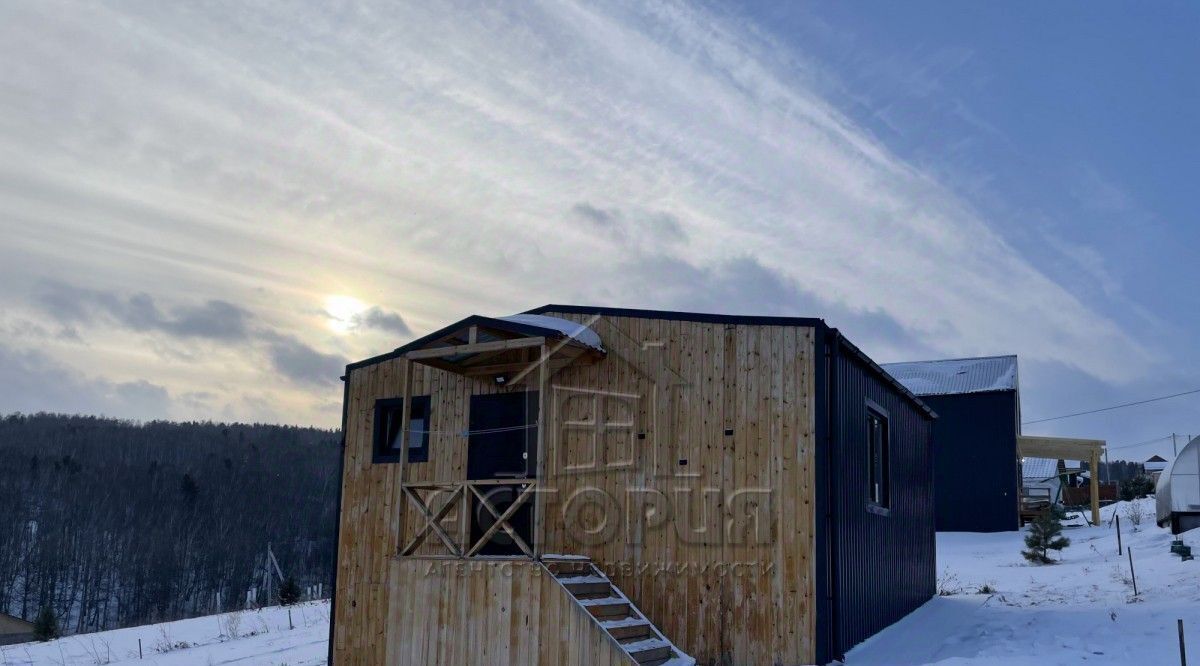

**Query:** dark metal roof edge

left=906, top=387, right=1018, bottom=398
left=881, top=353, right=1018, bottom=366
left=833, top=330, right=938, bottom=420
left=524, top=304, right=826, bottom=328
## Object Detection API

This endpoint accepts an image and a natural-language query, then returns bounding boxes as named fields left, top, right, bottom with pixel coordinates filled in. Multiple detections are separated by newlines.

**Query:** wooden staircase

left=542, top=557, right=694, bottom=666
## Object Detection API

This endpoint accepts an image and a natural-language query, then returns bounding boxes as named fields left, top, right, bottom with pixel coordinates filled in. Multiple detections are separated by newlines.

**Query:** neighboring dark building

left=882, top=355, right=1020, bottom=532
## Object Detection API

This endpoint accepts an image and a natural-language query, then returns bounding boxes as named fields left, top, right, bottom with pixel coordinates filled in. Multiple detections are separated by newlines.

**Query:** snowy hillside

left=848, top=498, right=1200, bottom=665
left=0, top=601, right=329, bottom=665
left=5, top=500, right=1197, bottom=666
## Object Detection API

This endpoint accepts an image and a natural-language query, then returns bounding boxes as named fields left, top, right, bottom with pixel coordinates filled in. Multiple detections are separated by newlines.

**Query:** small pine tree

left=278, top=576, right=301, bottom=606
left=1022, top=505, right=1071, bottom=564
left=33, top=606, right=59, bottom=641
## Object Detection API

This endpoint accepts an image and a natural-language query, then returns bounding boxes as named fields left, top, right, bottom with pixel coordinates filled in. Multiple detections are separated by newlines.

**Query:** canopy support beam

left=1019, top=435, right=1106, bottom=526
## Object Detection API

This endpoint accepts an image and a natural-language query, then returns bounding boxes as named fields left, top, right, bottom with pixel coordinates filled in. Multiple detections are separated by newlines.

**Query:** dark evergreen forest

left=0, top=413, right=340, bottom=635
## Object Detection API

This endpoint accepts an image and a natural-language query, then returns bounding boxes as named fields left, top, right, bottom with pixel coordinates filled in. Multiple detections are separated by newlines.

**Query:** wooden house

left=330, top=306, right=937, bottom=665
left=0, top=612, right=35, bottom=646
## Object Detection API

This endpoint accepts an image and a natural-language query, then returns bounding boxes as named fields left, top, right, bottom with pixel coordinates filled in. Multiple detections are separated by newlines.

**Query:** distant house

left=0, top=612, right=35, bottom=646
left=1157, top=437, right=1200, bottom=534
left=1145, top=454, right=1169, bottom=482
left=881, top=355, right=1021, bottom=532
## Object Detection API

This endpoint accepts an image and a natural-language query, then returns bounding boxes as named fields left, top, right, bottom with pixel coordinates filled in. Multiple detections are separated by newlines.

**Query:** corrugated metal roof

left=881, top=355, right=1018, bottom=396
left=1022, top=457, right=1059, bottom=480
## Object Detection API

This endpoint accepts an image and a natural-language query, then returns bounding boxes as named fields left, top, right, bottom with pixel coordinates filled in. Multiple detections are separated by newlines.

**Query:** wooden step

left=627, top=641, right=673, bottom=664
left=544, top=560, right=592, bottom=576
left=607, top=621, right=654, bottom=642
left=583, top=598, right=631, bottom=619
left=564, top=581, right=613, bottom=597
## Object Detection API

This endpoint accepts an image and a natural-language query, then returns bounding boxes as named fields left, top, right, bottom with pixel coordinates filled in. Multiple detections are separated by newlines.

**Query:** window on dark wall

left=866, top=401, right=890, bottom=511
left=373, top=396, right=431, bottom=464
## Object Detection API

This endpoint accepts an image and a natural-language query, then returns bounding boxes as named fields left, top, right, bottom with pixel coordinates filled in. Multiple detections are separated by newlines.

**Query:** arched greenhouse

left=1157, top=435, right=1200, bottom=534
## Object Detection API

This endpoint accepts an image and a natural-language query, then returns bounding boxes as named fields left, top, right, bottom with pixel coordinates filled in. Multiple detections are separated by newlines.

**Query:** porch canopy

left=1018, top=435, right=1106, bottom=525
left=395, top=313, right=605, bottom=382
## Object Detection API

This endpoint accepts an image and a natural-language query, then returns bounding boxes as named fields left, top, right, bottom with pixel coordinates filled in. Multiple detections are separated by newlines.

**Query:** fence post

left=1117, top=514, right=1123, bottom=555
left=1180, top=619, right=1188, bottom=666
left=1128, top=548, right=1138, bottom=596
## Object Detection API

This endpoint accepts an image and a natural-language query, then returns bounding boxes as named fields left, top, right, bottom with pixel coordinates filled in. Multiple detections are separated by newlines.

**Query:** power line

left=1106, top=435, right=1174, bottom=452
left=1022, top=387, right=1200, bottom=425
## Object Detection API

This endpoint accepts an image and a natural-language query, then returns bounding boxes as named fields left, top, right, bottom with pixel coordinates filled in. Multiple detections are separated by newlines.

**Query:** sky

left=0, top=1, right=1196, bottom=460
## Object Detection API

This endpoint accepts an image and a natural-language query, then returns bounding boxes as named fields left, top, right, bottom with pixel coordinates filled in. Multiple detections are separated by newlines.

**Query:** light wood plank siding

left=384, top=560, right=632, bottom=666
left=332, top=312, right=818, bottom=665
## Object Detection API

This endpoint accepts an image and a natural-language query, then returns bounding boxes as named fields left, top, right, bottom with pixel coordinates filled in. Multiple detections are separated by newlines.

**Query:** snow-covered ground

left=6, top=499, right=1196, bottom=665
left=848, top=498, right=1200, bottom=665
left=0, top=601, right=329, bottom=666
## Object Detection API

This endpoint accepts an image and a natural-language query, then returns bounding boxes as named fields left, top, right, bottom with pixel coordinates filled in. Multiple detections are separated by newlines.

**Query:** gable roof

left=880, top=355, right=1018, bottom=397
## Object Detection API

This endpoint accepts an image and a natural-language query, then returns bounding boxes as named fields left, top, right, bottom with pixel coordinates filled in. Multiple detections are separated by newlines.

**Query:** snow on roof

left=880, top=355, right=1018, bottom=396
left=498, top=314, right=604, bottom=352
left=1021, top=457, right=1060, bottom=481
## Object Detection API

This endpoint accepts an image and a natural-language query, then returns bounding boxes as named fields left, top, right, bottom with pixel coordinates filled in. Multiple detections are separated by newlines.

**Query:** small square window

left=373, top=396, right=431, bottom=464
left=866, top=402, right=890, bottom=511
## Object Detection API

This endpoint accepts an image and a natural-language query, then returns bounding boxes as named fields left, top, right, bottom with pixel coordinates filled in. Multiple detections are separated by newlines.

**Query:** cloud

left=570, top=203, right=687, bottom=246
left=0, top=0, right=1165, bottom=428
left=36, top=281, right=250, bottom=341
left=0, top=341, right=171, bottom=420
left=351, top=306, right=411, bottom=337
left=261, top=333, right=348, bottom=386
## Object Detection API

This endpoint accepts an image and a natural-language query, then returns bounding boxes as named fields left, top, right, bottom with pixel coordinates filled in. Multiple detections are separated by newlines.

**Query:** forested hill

left=0, top=413, right=340, bottom=635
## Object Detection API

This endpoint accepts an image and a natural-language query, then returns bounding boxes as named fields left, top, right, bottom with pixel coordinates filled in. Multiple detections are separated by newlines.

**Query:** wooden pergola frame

left=1018, top=435, right=1106, bottom=525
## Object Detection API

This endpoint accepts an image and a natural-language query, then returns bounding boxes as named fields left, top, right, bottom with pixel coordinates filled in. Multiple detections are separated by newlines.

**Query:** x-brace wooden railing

left=400, top=479, right=538, bottom=558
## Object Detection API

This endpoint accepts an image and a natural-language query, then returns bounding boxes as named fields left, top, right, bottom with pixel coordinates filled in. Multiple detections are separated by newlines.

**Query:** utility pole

left=1104, top=451, right=1110, bottom=484
left=1174, top=433, right=1179, bottom=457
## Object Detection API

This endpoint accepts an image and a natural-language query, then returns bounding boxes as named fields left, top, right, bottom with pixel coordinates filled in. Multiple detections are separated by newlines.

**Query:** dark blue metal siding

left=921, top=391, right=1019, bottom=532
left=829, top=337, right=936, bottom=659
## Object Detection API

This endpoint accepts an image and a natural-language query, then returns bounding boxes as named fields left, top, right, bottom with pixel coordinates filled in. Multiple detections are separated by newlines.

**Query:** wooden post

left=138, top=639, right=142, bottom=659
left=532, top=343, right=548, bottom=558
left=1116, top=514, right=1123, bottom=555
left=1179, top=619, right=1188, bottom=666
left=397, top=359, right=413, bottom=553
left=460, top=481, right=471, bottom=557
left=1090, top=448, right=1101, bottom=526
left=288, top=609, right=294, bottom=630
left=1128, top=548, right=1138, bottom=596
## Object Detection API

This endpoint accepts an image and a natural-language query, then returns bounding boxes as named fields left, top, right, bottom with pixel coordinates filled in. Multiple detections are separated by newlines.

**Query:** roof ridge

left=881, top=354, right=1017, bottom=366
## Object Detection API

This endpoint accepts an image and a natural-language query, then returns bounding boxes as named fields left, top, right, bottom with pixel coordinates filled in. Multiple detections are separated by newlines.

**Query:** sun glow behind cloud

left=325, top=295, right=368, bottom=334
